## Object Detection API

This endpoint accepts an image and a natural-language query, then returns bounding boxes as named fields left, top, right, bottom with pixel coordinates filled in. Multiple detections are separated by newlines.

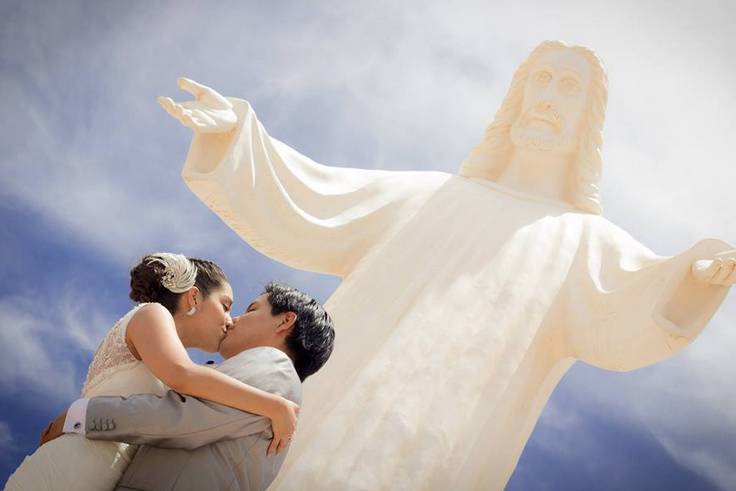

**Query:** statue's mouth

left=526, top=115, right=561, bottom=132
left=530, top=116, right=557, bottom=126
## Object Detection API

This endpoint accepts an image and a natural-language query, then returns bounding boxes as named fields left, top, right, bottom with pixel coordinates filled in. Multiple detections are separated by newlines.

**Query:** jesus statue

left=158, top=40, right=735, bottom=490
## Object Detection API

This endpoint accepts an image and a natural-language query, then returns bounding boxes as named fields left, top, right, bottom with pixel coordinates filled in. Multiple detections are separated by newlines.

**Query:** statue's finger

left=158, top=96, right=175, bottom=109
left=720, top=259, right=736, bottom=283
left=178, top=113, right=202, bottom=131
left=179, top=78, right=231, bottom=109
left=696, top=259, right=720, bottom=277
left=201, top=88, right=232, bottom=110
left=159, top=98, right=195, bottom=128
left=721, top=264, right=736, bottom=286
left=171, top=103, right=191, bottom=121
left=177, top=77, right=207, bottom=97
left=188, top=116, right=208, bottom=129
left=711, top=259, right=730, bottom=284
left=177, top=77, right=229, bottom=108
left=157, top=96, right=181, bottom=119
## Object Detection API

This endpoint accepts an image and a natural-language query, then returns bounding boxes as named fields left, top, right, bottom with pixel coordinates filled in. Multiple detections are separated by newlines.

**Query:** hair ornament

left=145, top=252, right=198, bottom=293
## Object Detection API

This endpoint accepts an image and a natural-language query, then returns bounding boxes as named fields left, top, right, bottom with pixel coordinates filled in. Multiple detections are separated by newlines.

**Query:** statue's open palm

left=158, top=78, right=237, bottom=133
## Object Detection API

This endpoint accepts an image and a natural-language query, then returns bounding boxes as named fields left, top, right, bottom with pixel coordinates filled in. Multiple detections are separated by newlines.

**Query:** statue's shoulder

left=569, top=212, right=652, bottom=251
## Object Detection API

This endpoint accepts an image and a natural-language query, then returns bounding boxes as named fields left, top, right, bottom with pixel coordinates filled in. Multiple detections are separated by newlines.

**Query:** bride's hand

left=158, top=77, right=237, bottom=133
left=38, top=420, right=54, bottom=447
left=38, top=410, right=66, bottom=447
left=267, top=396, right=300, bottom=457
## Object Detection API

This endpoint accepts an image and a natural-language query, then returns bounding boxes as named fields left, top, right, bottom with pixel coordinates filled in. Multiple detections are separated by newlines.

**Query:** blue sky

left=1, top=1, right=735, bottom=489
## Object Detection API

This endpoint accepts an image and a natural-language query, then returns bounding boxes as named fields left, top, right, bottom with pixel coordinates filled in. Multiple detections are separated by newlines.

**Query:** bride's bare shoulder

left=127, top=303, right=176, bottom=336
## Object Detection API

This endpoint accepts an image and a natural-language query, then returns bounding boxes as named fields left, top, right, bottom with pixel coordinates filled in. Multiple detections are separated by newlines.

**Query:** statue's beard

left=510, top=111, right=578, bottom=153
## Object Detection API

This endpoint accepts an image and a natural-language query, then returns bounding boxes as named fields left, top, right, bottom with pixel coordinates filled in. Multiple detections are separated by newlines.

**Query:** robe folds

left=181, top=99, right=731, bottom=490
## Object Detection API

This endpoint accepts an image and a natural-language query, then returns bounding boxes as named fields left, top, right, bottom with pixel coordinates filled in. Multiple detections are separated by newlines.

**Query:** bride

left=5, top=252, right=299, bottom=490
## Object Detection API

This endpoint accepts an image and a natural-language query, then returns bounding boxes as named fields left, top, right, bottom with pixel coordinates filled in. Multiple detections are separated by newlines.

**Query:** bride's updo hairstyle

left=129, top=252, right=229, bottom=314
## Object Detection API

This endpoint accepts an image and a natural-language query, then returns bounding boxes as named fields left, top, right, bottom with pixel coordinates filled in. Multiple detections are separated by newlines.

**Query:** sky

left=1, top=0, right=735, bottom=489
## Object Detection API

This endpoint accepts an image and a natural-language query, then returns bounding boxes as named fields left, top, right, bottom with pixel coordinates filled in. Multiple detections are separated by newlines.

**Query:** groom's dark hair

left=263, top=282, right=335, bottom=382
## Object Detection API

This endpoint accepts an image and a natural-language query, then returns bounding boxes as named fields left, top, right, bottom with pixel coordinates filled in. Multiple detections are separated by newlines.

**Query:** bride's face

left=192, top=282, right=234, bottom=352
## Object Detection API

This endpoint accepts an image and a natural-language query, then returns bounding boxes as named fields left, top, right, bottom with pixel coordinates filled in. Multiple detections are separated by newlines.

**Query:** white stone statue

left=159, top=40, right=735, bottom=490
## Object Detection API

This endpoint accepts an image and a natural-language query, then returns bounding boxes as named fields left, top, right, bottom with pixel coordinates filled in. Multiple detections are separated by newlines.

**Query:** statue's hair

left=460, top=40, right=608, bottom=214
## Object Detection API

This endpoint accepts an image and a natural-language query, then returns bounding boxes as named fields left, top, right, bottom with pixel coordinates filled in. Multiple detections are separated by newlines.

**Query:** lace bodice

left=81, top=303, right=150, bottom=396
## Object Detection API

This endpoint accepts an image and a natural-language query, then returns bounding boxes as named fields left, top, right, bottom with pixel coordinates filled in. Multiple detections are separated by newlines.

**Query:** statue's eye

left=561, top=77, right=580, bottom=94
left=535, top=71, right=552, bottom=85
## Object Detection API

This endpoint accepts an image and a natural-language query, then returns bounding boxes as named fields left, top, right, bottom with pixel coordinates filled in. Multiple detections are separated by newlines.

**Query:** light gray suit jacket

left=84, top=346, right=302, bottom=491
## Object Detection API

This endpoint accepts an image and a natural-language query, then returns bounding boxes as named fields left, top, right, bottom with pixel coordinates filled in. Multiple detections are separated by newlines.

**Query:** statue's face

left=511, top=48, right=592, bottom=153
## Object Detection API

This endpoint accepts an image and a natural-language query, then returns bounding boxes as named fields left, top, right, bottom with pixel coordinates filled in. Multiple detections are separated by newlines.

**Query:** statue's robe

left=181, top=99, right=731, bottom=490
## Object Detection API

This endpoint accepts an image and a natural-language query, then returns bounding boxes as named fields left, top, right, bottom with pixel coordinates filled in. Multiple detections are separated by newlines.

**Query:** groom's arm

left=80, top=390, right=274, bottom=450
left=65, top=348, right=301, bottom=450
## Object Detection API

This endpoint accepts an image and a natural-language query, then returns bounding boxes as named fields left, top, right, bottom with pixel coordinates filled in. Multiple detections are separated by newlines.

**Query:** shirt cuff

left=63, top=398, right=90, bottom=434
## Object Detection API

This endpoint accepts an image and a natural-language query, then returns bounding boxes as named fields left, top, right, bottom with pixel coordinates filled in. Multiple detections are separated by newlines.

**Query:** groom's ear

left=276, top=312, right=297, bottom=333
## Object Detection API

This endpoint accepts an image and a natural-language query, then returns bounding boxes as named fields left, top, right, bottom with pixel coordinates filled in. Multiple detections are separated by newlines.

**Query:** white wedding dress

left=5, top=304, right=167, bottom=491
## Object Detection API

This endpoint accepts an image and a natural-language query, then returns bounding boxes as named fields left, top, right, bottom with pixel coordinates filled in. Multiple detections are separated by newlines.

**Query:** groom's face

left=218, top=294, right=285, bottom=358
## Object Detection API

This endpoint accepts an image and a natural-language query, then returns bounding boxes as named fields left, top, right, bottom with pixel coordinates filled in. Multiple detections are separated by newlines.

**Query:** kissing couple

left=6, top=252, right=335, bottom=491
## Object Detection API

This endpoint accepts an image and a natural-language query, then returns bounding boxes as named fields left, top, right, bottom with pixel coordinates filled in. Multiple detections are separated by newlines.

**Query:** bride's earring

left=186, top=293, right=197, bottom=317
left=186, top=299, right=197, bottom=316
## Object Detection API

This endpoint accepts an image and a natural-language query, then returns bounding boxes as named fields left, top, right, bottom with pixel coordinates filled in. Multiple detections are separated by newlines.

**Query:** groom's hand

left=38, top=410, right=67, bottom=447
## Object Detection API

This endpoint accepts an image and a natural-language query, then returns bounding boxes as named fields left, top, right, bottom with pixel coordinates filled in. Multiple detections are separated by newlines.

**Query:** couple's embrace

left=6, top=252, right=334, bottom=490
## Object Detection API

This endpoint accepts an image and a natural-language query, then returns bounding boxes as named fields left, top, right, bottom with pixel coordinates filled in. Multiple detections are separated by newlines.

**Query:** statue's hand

left=158, top=77, right=237, bottom=133
left=691, top=250, right=736, bottom=286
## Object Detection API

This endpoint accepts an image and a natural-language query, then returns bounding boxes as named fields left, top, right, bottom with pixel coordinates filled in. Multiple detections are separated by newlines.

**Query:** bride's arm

left=126, top=303, right=297, bottom=455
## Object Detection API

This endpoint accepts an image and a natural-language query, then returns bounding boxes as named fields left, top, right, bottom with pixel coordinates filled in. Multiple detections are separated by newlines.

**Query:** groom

left=43, top=282, right=335, bottom=491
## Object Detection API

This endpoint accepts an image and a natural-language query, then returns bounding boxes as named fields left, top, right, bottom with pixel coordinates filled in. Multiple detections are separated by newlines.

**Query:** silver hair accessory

left=145, top=253, right=198, bottom=293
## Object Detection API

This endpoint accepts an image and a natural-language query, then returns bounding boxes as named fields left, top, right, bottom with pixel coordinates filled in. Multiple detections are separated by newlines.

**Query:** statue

left=158, top=40, right=735, bottom=490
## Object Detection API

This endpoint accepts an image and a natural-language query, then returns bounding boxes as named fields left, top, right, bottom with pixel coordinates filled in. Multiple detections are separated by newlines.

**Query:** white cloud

left=0, top=291, right=113, bottom=402
left=658, top=435, right=736, bottom=491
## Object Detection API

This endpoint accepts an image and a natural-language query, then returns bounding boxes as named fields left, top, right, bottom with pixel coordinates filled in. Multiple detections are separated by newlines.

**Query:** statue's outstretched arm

left=160, top=78, right=440, bottom=278
left=565, top=222, right=732, bottom=371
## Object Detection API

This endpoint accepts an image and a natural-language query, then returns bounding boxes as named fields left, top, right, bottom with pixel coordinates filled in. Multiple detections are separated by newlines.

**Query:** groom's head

left=219, top=282, right=335, bottom=382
